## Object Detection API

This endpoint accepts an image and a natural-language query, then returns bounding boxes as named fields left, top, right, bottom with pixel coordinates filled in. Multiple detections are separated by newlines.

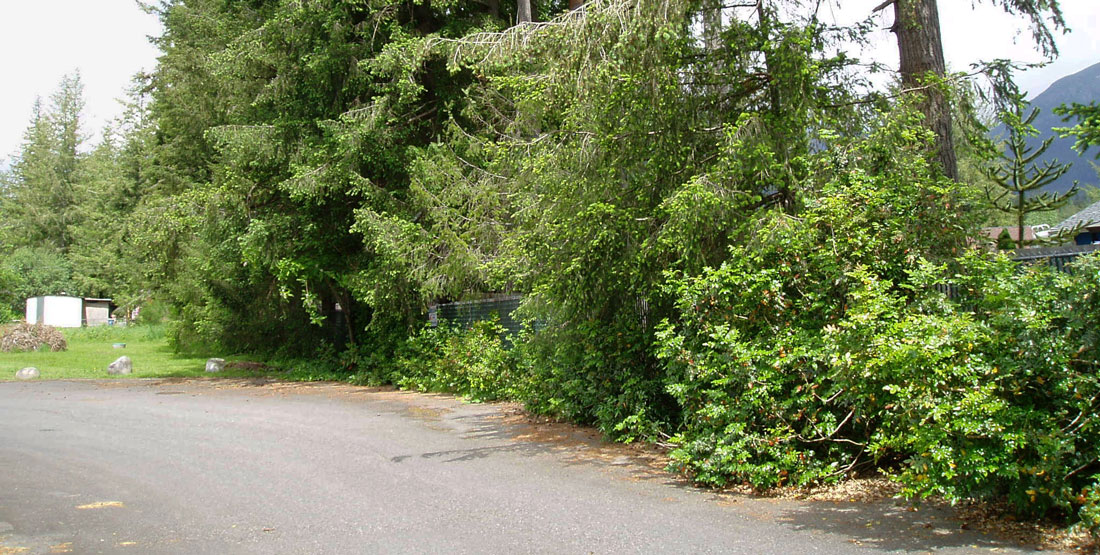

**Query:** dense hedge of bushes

left=364, top=251, right=1100, bottom=533
left=353, top=115, right=1100, bottom=533
left=510, top=317, right=675, bottom=444
left=659, top=247, right=1100, bottom=530
left=643, top=128, right=1100, bottom=529
left=383, top=318, right=518, bottom=403
left=374, top=252, right=1100, bottom=533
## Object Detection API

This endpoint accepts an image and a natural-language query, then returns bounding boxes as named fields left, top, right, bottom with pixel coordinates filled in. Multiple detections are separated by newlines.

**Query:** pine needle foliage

left=982, top=92, right=1078, bottom=248
left=1056, top=101, right=1100, bottom=160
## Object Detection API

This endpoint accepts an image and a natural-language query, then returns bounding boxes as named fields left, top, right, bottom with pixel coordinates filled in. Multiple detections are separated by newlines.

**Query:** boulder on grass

left=16, top=367, right=39, bottom=380
left=107, top=356, right=133, bottom=375
left=205, top=358, right=226, bottom=373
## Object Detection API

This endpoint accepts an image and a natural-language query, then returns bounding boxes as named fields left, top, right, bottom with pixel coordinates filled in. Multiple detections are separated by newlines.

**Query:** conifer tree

left=873, top=0, right=1066, bottom=181
left=982, top=92, right=1077, bottom=248
left=2, top=73, right=87, bottom=253
left=4, top=98, right=63, bottom=251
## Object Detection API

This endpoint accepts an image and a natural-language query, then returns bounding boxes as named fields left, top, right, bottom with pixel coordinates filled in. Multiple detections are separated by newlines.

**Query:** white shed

left=25, top=296, right=114, bottom=328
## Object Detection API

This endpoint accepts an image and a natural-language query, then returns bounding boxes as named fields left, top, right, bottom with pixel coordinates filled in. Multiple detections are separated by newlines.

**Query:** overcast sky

left=841, top=0, right=1100, bottom=97
left=0, top=1, right=161, bottom=163
left=0, top=0, right=1097, bottom=164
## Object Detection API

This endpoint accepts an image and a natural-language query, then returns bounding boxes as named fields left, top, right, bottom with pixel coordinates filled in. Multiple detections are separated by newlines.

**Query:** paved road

left=0, top=379, right=1045, bottom=554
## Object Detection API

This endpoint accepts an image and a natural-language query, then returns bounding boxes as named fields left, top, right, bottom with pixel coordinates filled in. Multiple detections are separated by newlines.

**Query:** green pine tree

left=2, top=73, right=87, bottom=253
left=982, top=92, right=1078, bottom=248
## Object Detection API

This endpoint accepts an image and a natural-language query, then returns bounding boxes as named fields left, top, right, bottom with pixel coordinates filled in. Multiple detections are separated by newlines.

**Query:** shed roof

left=1053, top=200, right=1100, bottom=233
left=981, top=226, right=1036, bottom=243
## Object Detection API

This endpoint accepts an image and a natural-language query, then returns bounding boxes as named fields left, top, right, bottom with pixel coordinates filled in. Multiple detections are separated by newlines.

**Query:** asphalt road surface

left=0, top=379, right=1049, bottom=554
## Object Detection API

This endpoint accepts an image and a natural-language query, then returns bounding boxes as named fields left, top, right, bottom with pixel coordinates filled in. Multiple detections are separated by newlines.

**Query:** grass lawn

left=0, top=324, right=256, bottom=381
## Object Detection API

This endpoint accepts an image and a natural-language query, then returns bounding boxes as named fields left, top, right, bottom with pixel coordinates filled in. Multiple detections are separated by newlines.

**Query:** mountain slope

left=1003, top=61, right=1100, bottom=193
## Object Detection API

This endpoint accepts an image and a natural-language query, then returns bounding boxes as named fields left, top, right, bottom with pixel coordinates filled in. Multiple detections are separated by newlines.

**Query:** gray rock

left=108, top=356, right=133, bottom=375
left=16, top=367, right=39, bottom=380
left=205, top=358, right=226, bottom=373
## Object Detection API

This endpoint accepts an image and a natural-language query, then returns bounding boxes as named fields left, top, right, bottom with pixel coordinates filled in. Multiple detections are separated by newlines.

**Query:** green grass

left=0, top=324, right=260, bottom=381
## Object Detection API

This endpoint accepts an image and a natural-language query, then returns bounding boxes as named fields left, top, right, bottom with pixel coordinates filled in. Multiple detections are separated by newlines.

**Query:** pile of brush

left=0, top=322, right=67, bottom=352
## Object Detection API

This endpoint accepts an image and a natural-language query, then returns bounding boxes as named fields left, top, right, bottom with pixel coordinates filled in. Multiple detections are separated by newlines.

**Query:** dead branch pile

left=0, top=322, right=68, bottom=352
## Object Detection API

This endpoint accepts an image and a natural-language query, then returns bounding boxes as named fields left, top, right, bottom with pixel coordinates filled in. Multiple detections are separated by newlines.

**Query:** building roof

left=980, top=226, right=1036, bottom=243
left=1053, top=200, right=1100, bottom=234
left=27, top=295, right=113, bottom=302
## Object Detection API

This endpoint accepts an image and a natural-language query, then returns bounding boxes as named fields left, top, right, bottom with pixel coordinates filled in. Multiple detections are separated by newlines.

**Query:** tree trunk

left=757, top=1, right=794, bottom=210
left=892, top=0, right=958, bottom=181
left=517, top=0, right=532, bottom=23
left=569, top=0, right=583, bottom=11
left=1017, top=196, right=1026, bottom=249
left=702, top=0, right=721, bottom=52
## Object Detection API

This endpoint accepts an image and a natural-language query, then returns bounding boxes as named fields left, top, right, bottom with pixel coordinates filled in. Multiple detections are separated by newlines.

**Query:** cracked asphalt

left=0, top=379, right=1052, bottom=554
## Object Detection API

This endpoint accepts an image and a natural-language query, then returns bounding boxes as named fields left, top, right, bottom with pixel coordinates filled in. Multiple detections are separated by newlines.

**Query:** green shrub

left=0, top=265, right=19, bottom=322
left=923, top=253, right=1100, bottom=530
left=134, top=299, right=172, bottom=325
left=390, top=318, right=516, bottom=402
left=0, top=247, right=77, bottom=315
left=655, top=111, right=969, bottom=488
left=513, top=317, right=670, bottom=443
left=833, top=257, right=1085, bottom=517
left=657, top=231, right=1100, bottom=530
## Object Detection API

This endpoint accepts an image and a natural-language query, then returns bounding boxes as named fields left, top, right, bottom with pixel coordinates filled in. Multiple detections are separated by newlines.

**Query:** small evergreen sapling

left=982, top=92, right=1079, bottom=248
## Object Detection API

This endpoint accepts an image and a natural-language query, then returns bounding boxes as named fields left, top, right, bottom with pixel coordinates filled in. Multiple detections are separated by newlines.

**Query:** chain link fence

left=428, top=295, right=524, bottom=338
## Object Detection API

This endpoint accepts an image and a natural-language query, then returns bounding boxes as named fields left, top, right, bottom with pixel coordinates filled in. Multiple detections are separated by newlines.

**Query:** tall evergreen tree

left=2, top=99, right=58, bottom=249
left=888, top=0, right=957, bottom=180
left=873, top=0, right=1066, bottom=181
left=51, top=73, right=85, bottom=193
left=983, top=92, right=1077, bottom=248
left=2, top=73, right=87, bottom=253
left=138, top=0, right=516, bottom=352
